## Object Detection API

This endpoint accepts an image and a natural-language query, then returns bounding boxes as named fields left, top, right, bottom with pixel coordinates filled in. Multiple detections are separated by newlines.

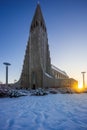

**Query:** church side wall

left=43, top=73, right=60, bottom=88
left=43, top=73, right=78, bottom=88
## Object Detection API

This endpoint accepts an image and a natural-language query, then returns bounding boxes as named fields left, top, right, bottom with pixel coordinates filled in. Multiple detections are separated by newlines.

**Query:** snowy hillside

left=0, top=94, right=87, bottom=130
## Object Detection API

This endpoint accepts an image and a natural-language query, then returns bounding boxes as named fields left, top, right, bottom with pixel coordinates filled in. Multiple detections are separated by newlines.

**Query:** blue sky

left=0, top=0, right=87, bottom=86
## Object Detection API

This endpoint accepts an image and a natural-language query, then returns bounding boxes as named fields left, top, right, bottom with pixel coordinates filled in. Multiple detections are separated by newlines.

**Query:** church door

left=32, top=72, right=36, bottom=89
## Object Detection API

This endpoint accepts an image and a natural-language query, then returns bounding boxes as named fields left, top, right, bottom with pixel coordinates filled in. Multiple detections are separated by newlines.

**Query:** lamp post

left=81, top=72, right=86, bottom=88
left=3, top=62, right=11, bottom=86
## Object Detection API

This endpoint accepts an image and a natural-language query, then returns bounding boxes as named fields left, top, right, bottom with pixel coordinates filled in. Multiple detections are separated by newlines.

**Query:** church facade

left=20, top=4, right=78, bottom=89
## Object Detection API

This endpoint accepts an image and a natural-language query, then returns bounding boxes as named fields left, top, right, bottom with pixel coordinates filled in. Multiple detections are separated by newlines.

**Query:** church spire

left=30, top=3, right=46, bottom=32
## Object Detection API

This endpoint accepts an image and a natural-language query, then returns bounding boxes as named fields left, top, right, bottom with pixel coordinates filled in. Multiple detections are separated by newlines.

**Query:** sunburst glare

left=78, top=83, right=83, bottom=89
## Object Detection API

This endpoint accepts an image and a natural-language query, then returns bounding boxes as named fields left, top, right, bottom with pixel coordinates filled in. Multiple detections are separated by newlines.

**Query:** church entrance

left=32, top=84, right=36, bottom=90
left=32, top=72, right=36, bottom=89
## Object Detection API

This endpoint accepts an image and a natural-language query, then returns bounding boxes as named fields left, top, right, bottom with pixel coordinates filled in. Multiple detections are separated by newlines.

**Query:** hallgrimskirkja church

left=19, top=4, right=78, bottom=89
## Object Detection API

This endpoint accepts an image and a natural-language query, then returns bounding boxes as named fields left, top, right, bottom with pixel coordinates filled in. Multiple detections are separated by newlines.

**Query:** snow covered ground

left=0, top=94, right=87, bottom=130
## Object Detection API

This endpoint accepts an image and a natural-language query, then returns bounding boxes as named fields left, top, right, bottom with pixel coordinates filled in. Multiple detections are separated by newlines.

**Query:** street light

left=81, top=72, right=86, bottom=88
left=3, top=62, right=11, bottom=86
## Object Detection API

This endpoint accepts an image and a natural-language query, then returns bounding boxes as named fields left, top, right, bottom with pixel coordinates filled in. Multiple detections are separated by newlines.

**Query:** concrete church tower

left=19, top=3, right=78, bottom=89
left=20, top=4, right=51, bottom=89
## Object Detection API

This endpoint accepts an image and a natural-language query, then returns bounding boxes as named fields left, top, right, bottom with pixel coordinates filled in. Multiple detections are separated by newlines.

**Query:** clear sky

left=0, top=0, right=87, bottom=86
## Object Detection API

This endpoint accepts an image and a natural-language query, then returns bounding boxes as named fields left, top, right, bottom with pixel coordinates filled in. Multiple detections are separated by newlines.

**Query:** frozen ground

left=0, top=94, right=87, bottom=130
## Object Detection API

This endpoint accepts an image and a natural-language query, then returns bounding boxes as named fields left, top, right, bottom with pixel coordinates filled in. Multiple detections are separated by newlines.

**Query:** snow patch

left=45, top=72, right=53, bottom=78
left=0, top=94, right=87, bottom=130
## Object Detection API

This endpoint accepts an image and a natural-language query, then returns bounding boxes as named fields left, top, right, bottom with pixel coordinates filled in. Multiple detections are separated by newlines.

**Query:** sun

left=78, top=83, right=83, bottom=89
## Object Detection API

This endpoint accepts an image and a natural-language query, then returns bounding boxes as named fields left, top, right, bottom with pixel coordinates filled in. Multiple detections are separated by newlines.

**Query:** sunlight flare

left=78, top=83, right=83, bottom=89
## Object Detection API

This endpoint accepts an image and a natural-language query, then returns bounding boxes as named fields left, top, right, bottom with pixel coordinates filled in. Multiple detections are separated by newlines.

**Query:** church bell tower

left=20, top=3, right=51, bottom=89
